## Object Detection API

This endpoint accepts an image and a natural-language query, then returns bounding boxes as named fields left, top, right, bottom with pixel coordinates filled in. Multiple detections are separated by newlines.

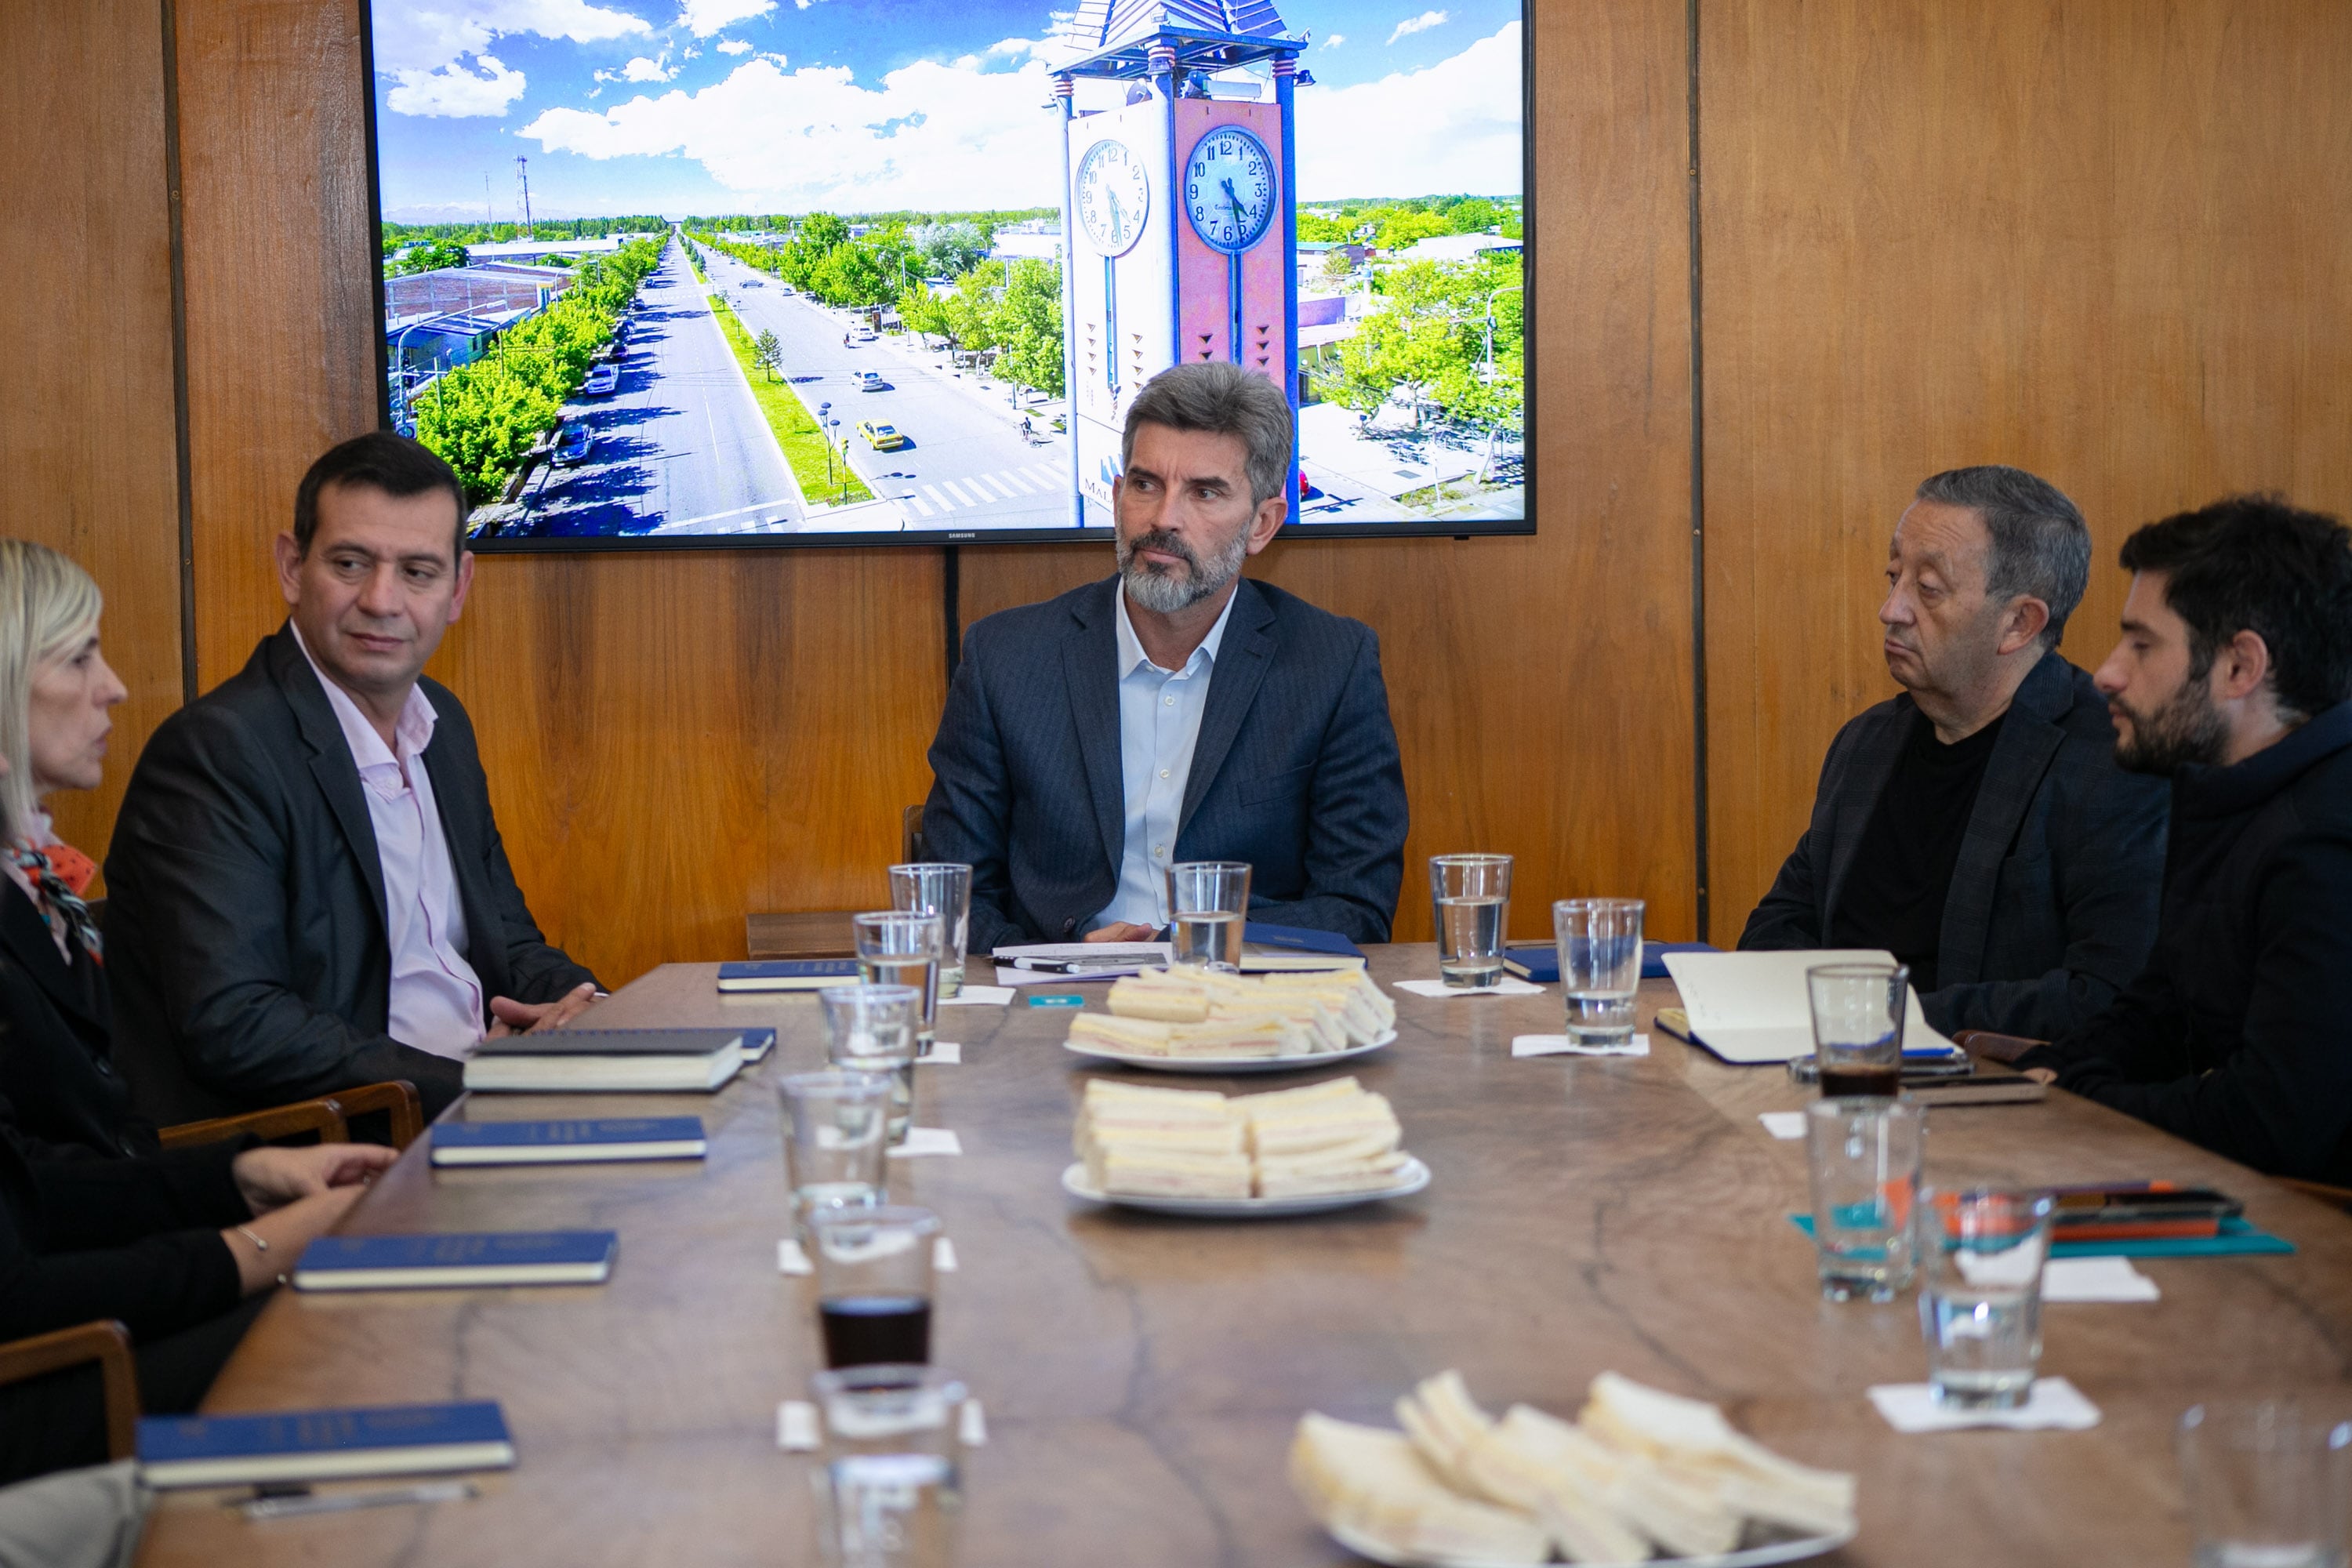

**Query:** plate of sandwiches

left=1063, top=966, right=1399, bottom=1073
left=1294, top=1370, right=1857, bottom=1568
left=1062, top=1077, right=1430, bottom=1217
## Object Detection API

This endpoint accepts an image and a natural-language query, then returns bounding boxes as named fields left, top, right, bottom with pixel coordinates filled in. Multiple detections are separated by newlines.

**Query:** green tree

left=907, top=220, right=992, bottom=279
left=387, top=238, right=470, bottom=276
left=1327, top=255, right=1523, bottom=430
left=1296, top=212, right=1352, bottom=244
left=1317, top=249, right=1357, bottom=286
left=798, top=212, right=850, bottom=251
left=754, top=328, right=782, bottom=380
left=1444, top=198, right=1501, bottom=234
left=897, top=285, right=953, bottom=345
left=1376, top=209, right=1454, bottom=251
left=994, top=259, right=1065, bottom=401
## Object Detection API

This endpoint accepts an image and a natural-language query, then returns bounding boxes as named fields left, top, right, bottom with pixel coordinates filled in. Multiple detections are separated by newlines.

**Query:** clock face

left=1075, top=139, right=1150, bottom=258
left=1183, top=125, right=1277, bottom=255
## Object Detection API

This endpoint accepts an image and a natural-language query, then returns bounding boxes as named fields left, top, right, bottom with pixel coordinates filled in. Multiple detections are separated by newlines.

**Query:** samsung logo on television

left=949, top=532, right=978, bottom=540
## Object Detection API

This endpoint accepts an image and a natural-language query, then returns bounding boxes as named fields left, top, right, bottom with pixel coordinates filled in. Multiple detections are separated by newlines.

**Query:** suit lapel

left=1178, top=581, right=1276, bottom=835
left=272, top=629, right=389, bottom=939
left=1062, top=581, right=1127, bottom=878
left=1937, top=655, right=2070, bottom=985
left=1820, top=700, right=1912, bottom=933
left=0, top=886, right=100, bottom=1032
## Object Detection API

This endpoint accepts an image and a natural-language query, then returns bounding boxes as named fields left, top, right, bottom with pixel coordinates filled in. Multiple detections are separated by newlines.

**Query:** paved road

left=512, top=236, right=801, bottom=538
left=699, top=247, right=1086, bottom=533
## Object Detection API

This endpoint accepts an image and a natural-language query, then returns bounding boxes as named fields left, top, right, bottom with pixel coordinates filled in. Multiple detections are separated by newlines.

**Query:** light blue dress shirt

left=1094, top=585, right=1239, bottom=930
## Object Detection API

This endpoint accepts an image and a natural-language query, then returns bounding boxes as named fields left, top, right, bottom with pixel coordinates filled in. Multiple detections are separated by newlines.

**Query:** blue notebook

left=138, top=1401, right=517, bottom=1489
left=1242, top=922, right=1363, bottom=958
left=1788, top=1213, right=2295, bottom=1259
left=1505, top=941, right=1721, bottom=984
left=430, top=1116, right=707, bottom=1167
left=292, top=1231, right=618, bottom=1291
left=717, top=959, right=862, bottom=993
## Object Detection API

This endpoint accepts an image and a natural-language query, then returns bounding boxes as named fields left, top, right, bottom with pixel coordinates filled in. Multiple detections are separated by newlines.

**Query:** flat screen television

left=365, top=1, right=1531, bottom=549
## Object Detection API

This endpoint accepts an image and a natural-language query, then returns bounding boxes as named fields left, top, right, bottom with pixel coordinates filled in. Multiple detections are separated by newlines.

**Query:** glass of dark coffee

left=1806, top=962, right=1910, bottom=1097
left=809, top=1206, right=942, bottom=1370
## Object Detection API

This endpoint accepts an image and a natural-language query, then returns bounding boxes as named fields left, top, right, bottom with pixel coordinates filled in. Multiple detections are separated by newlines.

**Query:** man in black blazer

left=1741, top=466, right=2169, bottom=1040
left=104, top=434, right=597, bottom=1126
left=924, top=363, right=1406, bottom=953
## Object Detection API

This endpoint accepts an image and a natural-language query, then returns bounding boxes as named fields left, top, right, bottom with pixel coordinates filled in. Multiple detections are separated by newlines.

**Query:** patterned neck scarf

left=9, top=840, right=101, bottom=964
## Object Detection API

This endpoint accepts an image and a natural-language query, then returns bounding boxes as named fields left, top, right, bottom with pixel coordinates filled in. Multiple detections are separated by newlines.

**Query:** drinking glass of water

left=809, top=1206, right=941, bottom=1369
left=1166, top=861, right=1250, bottom=972
left=1430, top=855, right=1512, bottom=988
left=1803, top=1096, right=1923, bottom=1302
left=820, top=984, right=921, bottom=1145
left=1553, top=898, right=1644, bottom=1041
left=1807, top=963, right=1910, bottom=1098
left=887, top=865, right=971, bottom=1000
left=1918, top=1187, right=2056, bottom=1409
left=852, top=911, right=942, bottom=1055
left=810, top=1363, right=967, bottom=1568
left=2180, top=1401, right=2352, bottom=1568
left=778, top=1069, right=894, bottom=1243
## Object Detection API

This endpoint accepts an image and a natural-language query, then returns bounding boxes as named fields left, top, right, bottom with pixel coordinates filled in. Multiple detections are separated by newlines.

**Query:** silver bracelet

left=235, top=1225, right=288, bottom=1286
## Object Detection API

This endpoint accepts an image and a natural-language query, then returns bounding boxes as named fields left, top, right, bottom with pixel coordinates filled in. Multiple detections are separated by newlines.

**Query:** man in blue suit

left=923, top=363, right=1407, bottom=953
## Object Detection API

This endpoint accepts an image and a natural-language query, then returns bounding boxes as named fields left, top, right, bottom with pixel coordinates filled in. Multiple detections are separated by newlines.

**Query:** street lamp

left=1477, top=283, right=1524, bottom=483
left=819, top=401, right=833, bottom=482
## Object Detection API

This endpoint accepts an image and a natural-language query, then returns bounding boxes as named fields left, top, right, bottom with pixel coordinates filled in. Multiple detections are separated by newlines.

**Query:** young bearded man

left=921, top=362, right=1407, bottom=953
left=1740, top=466, right=2170, bottom=1039
left=1997, top=498, right=2352, bottom=1184
left=105, top=433, right=598, bottom=1125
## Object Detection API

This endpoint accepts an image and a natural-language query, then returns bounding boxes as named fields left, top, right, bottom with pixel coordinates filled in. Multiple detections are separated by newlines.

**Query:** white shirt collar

left=289, top=621, right=438, bottom=768
left=1114, top=579, right=1240, bottom=679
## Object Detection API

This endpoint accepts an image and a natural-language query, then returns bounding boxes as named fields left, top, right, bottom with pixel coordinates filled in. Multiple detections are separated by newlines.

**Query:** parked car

left=742, top=278, right=762, bottom=288
left=554, top=424, right=593, bottom=465
left=855, top=420, right=906, bottom=451
left=856, top=370, right=885, bottom=392
left=583, top=365, right=619, bottom=396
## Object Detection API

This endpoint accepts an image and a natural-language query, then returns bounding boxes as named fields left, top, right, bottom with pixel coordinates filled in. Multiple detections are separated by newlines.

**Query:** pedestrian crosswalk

left=898, top=463, right=1065, bottom=519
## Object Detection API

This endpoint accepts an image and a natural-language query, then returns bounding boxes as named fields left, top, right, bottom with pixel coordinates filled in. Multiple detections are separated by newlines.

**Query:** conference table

left=138, top=946, right=2352, bottom=1566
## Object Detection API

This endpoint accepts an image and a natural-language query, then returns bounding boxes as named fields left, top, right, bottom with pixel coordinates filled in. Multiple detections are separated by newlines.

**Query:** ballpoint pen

left=238, top=1480, right=477, bottom=1520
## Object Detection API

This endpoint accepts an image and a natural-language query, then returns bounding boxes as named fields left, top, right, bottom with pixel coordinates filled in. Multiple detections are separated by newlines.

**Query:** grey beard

left=1116, top=525, right=1249, bottom=614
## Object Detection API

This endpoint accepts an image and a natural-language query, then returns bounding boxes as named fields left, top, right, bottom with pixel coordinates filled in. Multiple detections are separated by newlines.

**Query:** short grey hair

left=1915, top=465, right=2091, bottom=648
left=0, top=542, right=103, bottom=848
left=1120, top=363, right=1294, bottom=506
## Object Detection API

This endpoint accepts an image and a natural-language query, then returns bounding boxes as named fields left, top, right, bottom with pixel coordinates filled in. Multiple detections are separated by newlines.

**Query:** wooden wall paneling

left=175, top=0, right=379, bottom=688
left=0, top=0, right=187, bottom=873
left=427, top=550, right=946, bottom=987
left=960, top=0, right=1701, bottom=943
left=1700, top=0, right=2352, bottom=937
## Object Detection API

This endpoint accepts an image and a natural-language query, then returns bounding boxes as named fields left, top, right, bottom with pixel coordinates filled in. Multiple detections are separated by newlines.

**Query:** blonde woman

left=0, top=543, right=136, bottom=1157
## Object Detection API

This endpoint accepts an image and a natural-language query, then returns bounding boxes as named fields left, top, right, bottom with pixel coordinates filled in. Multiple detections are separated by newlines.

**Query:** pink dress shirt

left=292, top=626, right=485, bottom=1059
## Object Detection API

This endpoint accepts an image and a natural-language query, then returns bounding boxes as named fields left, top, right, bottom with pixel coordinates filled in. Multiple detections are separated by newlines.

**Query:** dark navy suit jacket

left=1740, top=651, right=2170, bottom=1040
left=923, top=575, right=1407, bottom=953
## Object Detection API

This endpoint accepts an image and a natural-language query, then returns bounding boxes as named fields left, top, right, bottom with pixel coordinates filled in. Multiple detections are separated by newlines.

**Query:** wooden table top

left=138, top=947, right=2352, bottom=1566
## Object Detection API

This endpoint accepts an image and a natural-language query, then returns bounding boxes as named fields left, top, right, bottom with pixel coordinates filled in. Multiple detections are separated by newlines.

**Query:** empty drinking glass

left=853, top=911, right=942, bottom=1055
left=1431, top=855, right=1512, bottom=988
left=810, top=1363, right=968, bottom=1568
left=1918, top=1188, right=2057, bottom=1410
left=821, top=984, right=921, bottom=1144
left=1167, top=861, right=1250, bottom=972
left=1807, top=963, right=1910, bottom=1098
left=1804, top=1096, right=1924, bottom=1301
left=888, top=865, right=971, bottom=1000
left=1553, top=898, right=1644, bottom=1042
left=778, top=1069, right=894, bottom=1242
left=810, top=1206, right=941, bottom=1370
left=2180, top=1401, right=2352, bottom=1568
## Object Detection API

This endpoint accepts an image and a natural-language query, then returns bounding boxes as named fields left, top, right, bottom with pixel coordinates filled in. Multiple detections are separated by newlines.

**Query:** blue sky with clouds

left=372, top=2, right=1523, bottom=221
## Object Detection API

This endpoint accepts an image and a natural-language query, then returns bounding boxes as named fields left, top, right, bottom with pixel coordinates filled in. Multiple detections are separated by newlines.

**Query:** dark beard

left=2112, top=680, right=2230, bottom=775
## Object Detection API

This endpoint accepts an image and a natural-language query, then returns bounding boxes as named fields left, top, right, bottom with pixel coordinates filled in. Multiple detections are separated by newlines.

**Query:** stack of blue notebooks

left=138, top=1401, right=517, bottom=1488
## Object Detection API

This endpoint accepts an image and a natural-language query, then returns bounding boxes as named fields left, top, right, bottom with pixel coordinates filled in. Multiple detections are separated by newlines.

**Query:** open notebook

left=1659, top=949, right=1959, bottom=1064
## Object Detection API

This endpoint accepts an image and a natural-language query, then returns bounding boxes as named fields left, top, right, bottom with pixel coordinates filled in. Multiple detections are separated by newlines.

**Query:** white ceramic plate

left=1327, top=1519, right=1858, bottom=1568
left=1060, top=1156, right=1430, bottom=1218
left=1061, top=1028, right=1397, bottom=1075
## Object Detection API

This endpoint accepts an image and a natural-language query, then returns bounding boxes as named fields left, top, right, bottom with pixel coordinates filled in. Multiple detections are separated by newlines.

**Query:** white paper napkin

left=2034, top=1256, right=2161, bottom=1303
left=939, top=987, right=1013, bottom=1007
left=1395, top=978, right=1545, bottom=999
left=959, top=1399, right=988, bottom=1446
left=779, top=1400, right=821, bottom=1450
left=1868, top=1377, right=2101, bottom=1432
left=781, top=1235, right=958, bottom=1276
left=934, top=1237, right=958, bottom=1272
left=920, top=1042, right=962, bottom=1065
left=890, top=1127, right=963, bottom=1158
left=1512, top=1034, right=1650, bottom=1058
left=1759, top=1111, right=1808, bottom=1140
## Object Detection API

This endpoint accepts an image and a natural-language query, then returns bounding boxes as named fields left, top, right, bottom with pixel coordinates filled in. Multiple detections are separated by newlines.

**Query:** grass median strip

left=709, top=297, right=873, bottom=507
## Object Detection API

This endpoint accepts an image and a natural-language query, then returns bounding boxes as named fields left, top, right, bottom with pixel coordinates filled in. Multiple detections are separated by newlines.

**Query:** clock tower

left=1054, top=2, right=1308, bottom=527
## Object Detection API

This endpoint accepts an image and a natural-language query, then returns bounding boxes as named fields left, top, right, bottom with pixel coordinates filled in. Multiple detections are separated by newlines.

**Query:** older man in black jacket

left=1741, top=466, right=2170, bottom=1040
left=104, top=434, right=597, bottom=1126
left=2006, top=498, right=2352, bottom=1185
